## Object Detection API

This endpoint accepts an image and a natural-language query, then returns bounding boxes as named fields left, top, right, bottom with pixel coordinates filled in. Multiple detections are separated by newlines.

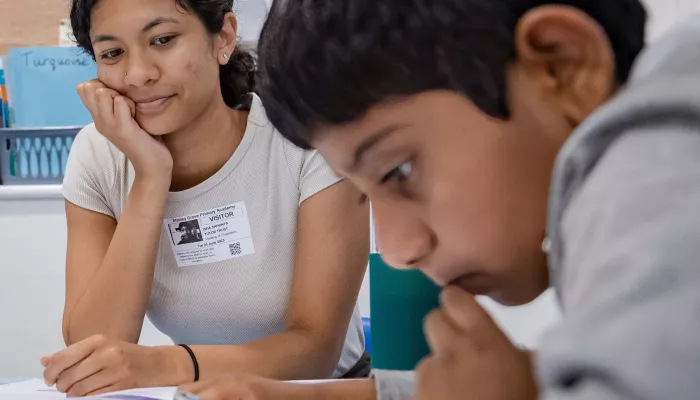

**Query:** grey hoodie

left=376, top=13, right=700, bottom=400
left=539, top=13, right=700, bottom=400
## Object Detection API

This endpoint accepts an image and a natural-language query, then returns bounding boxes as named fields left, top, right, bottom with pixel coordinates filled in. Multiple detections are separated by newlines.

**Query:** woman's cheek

left=97, top=66, right=125, bottom=92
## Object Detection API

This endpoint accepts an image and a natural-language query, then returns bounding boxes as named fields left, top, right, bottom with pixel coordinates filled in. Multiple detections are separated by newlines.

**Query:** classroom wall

left=0, top=198, right=69, bottom=378
left=0, top=194, right=174, bottom=378
left=0, top=0, right=71, bottom=55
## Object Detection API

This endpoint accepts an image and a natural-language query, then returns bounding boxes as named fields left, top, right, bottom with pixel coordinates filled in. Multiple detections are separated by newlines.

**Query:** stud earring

left=222, top=53, right=228, bottom=60
left=541, top=236, right=551, bottom=254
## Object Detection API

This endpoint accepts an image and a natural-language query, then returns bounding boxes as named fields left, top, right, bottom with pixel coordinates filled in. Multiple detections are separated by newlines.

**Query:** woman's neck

left=162, top=96, right=248, bottom=192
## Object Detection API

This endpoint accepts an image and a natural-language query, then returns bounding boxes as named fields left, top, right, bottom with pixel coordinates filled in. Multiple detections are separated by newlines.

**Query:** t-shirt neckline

left=166, top=93, right=268, bottom=203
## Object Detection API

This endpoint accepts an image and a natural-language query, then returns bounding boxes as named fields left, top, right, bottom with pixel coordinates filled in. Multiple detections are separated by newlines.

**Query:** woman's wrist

left=151, top=346, right=195, bottom=387
left=128, top=175, right=171, bottom=216
left=133, top=167, right=172, bottom=189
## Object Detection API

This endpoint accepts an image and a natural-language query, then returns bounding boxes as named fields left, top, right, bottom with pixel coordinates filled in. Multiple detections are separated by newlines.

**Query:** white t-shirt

left=62, top=94, right=365, bottom=377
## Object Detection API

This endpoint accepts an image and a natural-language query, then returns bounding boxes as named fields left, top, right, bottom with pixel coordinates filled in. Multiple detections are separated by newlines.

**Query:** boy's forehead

left=312, top=122, right=371, bottom=174
left=312, top=91, right=465, bottom=171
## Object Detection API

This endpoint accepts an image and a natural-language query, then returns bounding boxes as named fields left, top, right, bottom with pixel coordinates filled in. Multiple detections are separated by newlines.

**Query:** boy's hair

left=257, top=0, right=647, bottom=149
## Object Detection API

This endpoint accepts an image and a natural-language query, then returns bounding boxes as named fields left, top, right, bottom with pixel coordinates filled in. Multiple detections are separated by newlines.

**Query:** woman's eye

left=152, top=36, right=175, bottom=46
left=100, top=49, right=124, bottom=60
left=381, top=161, right=412, bottom=185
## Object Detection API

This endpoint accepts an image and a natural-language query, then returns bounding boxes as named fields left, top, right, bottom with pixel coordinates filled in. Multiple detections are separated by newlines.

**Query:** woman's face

left=89, top=0, right=228, bottom=135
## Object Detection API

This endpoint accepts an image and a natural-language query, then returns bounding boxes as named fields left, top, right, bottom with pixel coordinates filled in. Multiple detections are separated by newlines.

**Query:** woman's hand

left=42, top=335, right=167, bottom=397
left=77, top=80, right=173, bottom=180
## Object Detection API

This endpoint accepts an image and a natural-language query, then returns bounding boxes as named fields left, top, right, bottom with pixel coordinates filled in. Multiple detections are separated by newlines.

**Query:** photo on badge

left=169, top=220, right=204, bottom=246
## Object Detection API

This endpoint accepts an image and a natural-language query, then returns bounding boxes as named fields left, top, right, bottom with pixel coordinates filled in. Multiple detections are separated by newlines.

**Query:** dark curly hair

left=70, top=0, right=255, bottom=107
left=257, top=0, right=647, bottom=149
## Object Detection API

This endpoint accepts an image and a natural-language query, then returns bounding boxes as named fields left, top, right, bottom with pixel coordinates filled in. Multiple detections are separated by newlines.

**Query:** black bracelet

left=178, top=344, right=200, bottom=382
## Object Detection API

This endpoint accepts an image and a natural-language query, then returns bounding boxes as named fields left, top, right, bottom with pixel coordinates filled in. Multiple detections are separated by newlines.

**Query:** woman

left=41, top=0, right=370, bottom=396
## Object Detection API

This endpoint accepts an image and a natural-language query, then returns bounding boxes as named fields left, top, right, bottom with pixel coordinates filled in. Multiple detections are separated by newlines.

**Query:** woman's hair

left=70, top=0, right=255, bottom=107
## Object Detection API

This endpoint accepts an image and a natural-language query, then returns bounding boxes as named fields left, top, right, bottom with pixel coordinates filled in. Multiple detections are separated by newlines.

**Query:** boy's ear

left=514, top=5, right=615, bottom=126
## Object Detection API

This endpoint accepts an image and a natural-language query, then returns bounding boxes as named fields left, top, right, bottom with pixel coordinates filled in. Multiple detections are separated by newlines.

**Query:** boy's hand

left=415, top=286, right=537, bottom=400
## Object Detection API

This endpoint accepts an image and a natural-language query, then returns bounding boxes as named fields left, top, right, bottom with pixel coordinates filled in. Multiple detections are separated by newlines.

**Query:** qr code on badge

left=229, top=242, right=242, bottom=256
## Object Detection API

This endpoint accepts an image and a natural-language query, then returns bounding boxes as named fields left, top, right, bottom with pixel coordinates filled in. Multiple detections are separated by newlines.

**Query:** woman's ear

left=514, top=5, right=615, bottom=126
left=217, top=12, right=239, bottom=65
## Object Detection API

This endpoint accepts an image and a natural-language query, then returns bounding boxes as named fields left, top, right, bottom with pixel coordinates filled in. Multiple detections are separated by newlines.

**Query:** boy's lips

left=451, top=273, right=493, bottom=296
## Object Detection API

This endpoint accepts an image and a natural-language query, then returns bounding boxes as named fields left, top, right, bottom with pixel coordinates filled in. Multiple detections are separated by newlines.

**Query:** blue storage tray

left=0, top=127, right=80, bottom=185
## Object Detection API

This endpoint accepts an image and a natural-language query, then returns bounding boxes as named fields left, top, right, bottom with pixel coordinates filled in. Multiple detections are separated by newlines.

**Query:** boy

left=179, top=0, right=700, bottom=399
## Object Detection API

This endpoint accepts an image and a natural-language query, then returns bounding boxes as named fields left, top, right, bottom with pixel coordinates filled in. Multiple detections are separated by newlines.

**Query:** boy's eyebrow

left=349, top=124, right=406, bottom=173
left=92, top=17, right=179, bottom=44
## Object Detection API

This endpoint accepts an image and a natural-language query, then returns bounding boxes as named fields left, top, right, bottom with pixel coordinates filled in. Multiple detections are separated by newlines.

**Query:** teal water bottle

left=369, top=253, right=441, bottom=370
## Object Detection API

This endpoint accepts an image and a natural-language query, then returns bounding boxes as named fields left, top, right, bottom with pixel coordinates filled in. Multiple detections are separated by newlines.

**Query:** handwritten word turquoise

left=20, top=51, right=91, bottom=72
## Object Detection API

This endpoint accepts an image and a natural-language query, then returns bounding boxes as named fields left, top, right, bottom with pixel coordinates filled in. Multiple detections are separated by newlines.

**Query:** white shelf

left=0, top=185, right=63, bottom=200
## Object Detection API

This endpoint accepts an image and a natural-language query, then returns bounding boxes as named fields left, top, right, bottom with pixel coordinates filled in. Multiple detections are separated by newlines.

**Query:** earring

left=222, top=53, right=228, bottom=60
left=541, top=236, right=551, bottom=254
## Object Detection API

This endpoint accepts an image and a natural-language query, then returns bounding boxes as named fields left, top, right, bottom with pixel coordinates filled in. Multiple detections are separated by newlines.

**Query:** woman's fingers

left=54, top=352, right=105, bottom=394
left=96, top=88, right=119, bottom=127
left=65, top=368, right=122, bottom=398
left=114, top=96, right=139, bottom=131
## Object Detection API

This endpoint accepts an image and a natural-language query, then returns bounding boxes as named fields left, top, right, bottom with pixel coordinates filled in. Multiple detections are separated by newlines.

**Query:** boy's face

left=312, top=7, right=616, bottom=305
left=314, top=89, right=558, bottom=305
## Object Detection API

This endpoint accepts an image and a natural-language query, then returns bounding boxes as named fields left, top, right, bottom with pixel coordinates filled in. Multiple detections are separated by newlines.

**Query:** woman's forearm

left=66, top=176, right=170, bottom=344
left=155, top=328, right=345, bottom=386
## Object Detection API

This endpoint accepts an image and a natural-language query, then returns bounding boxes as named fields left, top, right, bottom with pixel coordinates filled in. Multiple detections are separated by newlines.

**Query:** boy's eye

left=152, top=35, right=175, bottom=46
left=100, top=49, right=124, bottom=60
left=381, top=161, right=412, bottom=185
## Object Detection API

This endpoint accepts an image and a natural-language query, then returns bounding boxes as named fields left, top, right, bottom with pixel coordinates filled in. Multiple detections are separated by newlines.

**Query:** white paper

left=0, top=379, right=176, bottom=400
left=289, top=379, right=345, bottom=385
left=0, top=378, right=345, bottom=399
left=58, top=19, right=76, bottom=47
left=164, top=202, right=255, bottom=268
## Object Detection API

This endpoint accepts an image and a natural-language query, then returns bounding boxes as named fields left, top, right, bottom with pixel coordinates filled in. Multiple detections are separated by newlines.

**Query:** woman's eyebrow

left=92, top=16, right=180, bottom=44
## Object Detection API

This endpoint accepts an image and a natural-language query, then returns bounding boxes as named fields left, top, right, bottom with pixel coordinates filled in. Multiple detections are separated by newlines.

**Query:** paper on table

left=0, top=379, right=177, bottom=400
left=0, top=378, right=342, bottom=399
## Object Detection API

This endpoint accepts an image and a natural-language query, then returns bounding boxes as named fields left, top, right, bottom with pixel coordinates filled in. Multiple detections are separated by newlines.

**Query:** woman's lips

left=134, top=95, right=175, bottom=115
